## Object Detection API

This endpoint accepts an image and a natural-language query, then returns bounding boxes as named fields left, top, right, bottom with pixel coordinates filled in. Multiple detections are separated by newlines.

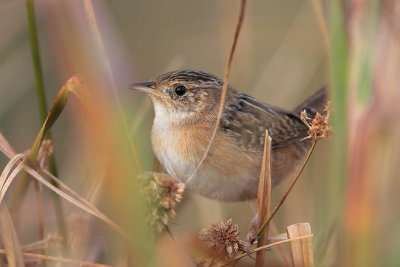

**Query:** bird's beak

left=129, top=82, right=163, bottom=97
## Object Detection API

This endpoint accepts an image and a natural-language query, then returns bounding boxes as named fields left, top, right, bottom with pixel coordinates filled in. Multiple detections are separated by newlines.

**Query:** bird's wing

left=221, top=94, right=309, bottom=152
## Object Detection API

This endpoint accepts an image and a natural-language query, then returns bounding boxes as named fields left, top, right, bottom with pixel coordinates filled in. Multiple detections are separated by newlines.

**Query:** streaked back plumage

left=142, top=70, right=328, bottom=201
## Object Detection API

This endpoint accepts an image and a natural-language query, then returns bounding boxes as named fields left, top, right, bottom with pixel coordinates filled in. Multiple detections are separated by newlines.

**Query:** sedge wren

left=130, top=70, right=327, bottom=202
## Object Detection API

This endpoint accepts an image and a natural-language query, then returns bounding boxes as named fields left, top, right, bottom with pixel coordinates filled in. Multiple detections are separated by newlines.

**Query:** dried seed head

left=301, top=103, right=331, bottom=141
left=154, top=173, right=185, bottom=215
left=140, top=172, right=185, bottom=234
left=199, top=219, right=245, bottom=260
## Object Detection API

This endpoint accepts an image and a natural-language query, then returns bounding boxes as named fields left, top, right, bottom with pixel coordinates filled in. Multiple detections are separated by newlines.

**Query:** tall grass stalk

left=24, top=0, right=67, bottom=246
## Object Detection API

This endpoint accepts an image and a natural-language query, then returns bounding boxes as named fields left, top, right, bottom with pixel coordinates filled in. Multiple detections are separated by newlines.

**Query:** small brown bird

left=130, top=70, right=327, bottom=202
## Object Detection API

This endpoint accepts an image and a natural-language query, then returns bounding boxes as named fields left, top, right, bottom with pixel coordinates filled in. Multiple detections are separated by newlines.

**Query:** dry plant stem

left=255, top=140, right=318, bottom=240
left=255, top=130, right=272, bottom=267
left=223, top=235, right=314, bottom=267
left=186, top=0, right=247, bottom=184
left=0, top=249, right=111, bottom=267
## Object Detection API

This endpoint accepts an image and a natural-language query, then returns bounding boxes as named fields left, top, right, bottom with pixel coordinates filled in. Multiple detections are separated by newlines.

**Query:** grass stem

left=24, top=0, right=67, bottom=248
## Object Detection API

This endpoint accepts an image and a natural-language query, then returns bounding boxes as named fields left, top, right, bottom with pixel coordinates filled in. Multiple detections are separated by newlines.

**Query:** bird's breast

left=151, top=121, right=210, bottom=179
left=151, top=120, right=262, bottom=201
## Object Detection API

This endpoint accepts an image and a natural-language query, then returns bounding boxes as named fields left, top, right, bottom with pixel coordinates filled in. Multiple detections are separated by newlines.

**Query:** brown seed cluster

left=140, top=172, right=184, bottom=234
left=199, top=219, right=245, bottom=260
left=154, top=173, right=185, bottom=217
left=300, top=103, right=331, bottom=141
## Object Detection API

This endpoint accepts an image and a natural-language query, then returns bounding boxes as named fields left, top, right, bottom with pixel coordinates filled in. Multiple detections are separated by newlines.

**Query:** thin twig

left=223, top=234, right=314, bottom=266
left=186, top=0, right=248, bottom=184
left=254, top=140, right=318, bottom=240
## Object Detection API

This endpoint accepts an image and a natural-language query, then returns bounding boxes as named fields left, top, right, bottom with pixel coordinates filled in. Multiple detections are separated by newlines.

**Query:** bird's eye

left=174, top=85, right=187, bottom=96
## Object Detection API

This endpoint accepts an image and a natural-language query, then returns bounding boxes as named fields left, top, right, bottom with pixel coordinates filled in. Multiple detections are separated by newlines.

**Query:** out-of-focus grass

left=328, top=1, right=400, bottom=266
left=329, top=0, right=348, bottom=213
left=327, top=1, right=349, bottom=264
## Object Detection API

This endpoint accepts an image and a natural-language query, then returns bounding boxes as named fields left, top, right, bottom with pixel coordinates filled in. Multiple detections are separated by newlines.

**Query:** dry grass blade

left=0, top=248, right=111, bottom=267
left=42, top=170, right=104, bottom=215
left=10, top=75, right=83, bottom=213
left=255, top=130, right=272, bottom=267
left=0, top=202, right=24, bottom=267
left=0, top=154, right=24, bottom=193
left=255, top=140, right=317, bottom=239
left=0, top=132, right=17, bottom=159
left=0, top=131, right=129, bottom=242
left=223, top=234, right=314, bottom=266
left=0, top=155, right=25, bottom=203
left=22, top=165, right=130, bottom=241
left=286, top=223, right=314, bottom=267
left=186, top=0, right=248, bottom=184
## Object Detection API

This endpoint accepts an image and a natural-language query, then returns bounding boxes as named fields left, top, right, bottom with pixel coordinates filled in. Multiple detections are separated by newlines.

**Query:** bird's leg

left=246, top=211, right=273, bottom=253
left=246, top=212, right=259, bottom=245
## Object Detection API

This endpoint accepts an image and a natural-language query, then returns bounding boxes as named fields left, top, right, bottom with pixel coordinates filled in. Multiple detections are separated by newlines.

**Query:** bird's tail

left=293, top=86, right=328, bottom=116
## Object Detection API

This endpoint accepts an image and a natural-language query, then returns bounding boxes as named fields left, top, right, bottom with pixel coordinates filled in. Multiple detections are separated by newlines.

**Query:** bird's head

left=130, top=70, right=234, bottom=124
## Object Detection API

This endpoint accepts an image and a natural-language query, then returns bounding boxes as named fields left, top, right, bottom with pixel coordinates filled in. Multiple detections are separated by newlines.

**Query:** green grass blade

left=28, top=87, right=68, bottom=165
left=25, top=0, right=47, bottom=123
left=24, top=0, right=67, bottom=252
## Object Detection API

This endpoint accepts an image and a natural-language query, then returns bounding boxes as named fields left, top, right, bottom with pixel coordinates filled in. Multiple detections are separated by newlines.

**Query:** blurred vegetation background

left=0, top=0, right=399, bottom=266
